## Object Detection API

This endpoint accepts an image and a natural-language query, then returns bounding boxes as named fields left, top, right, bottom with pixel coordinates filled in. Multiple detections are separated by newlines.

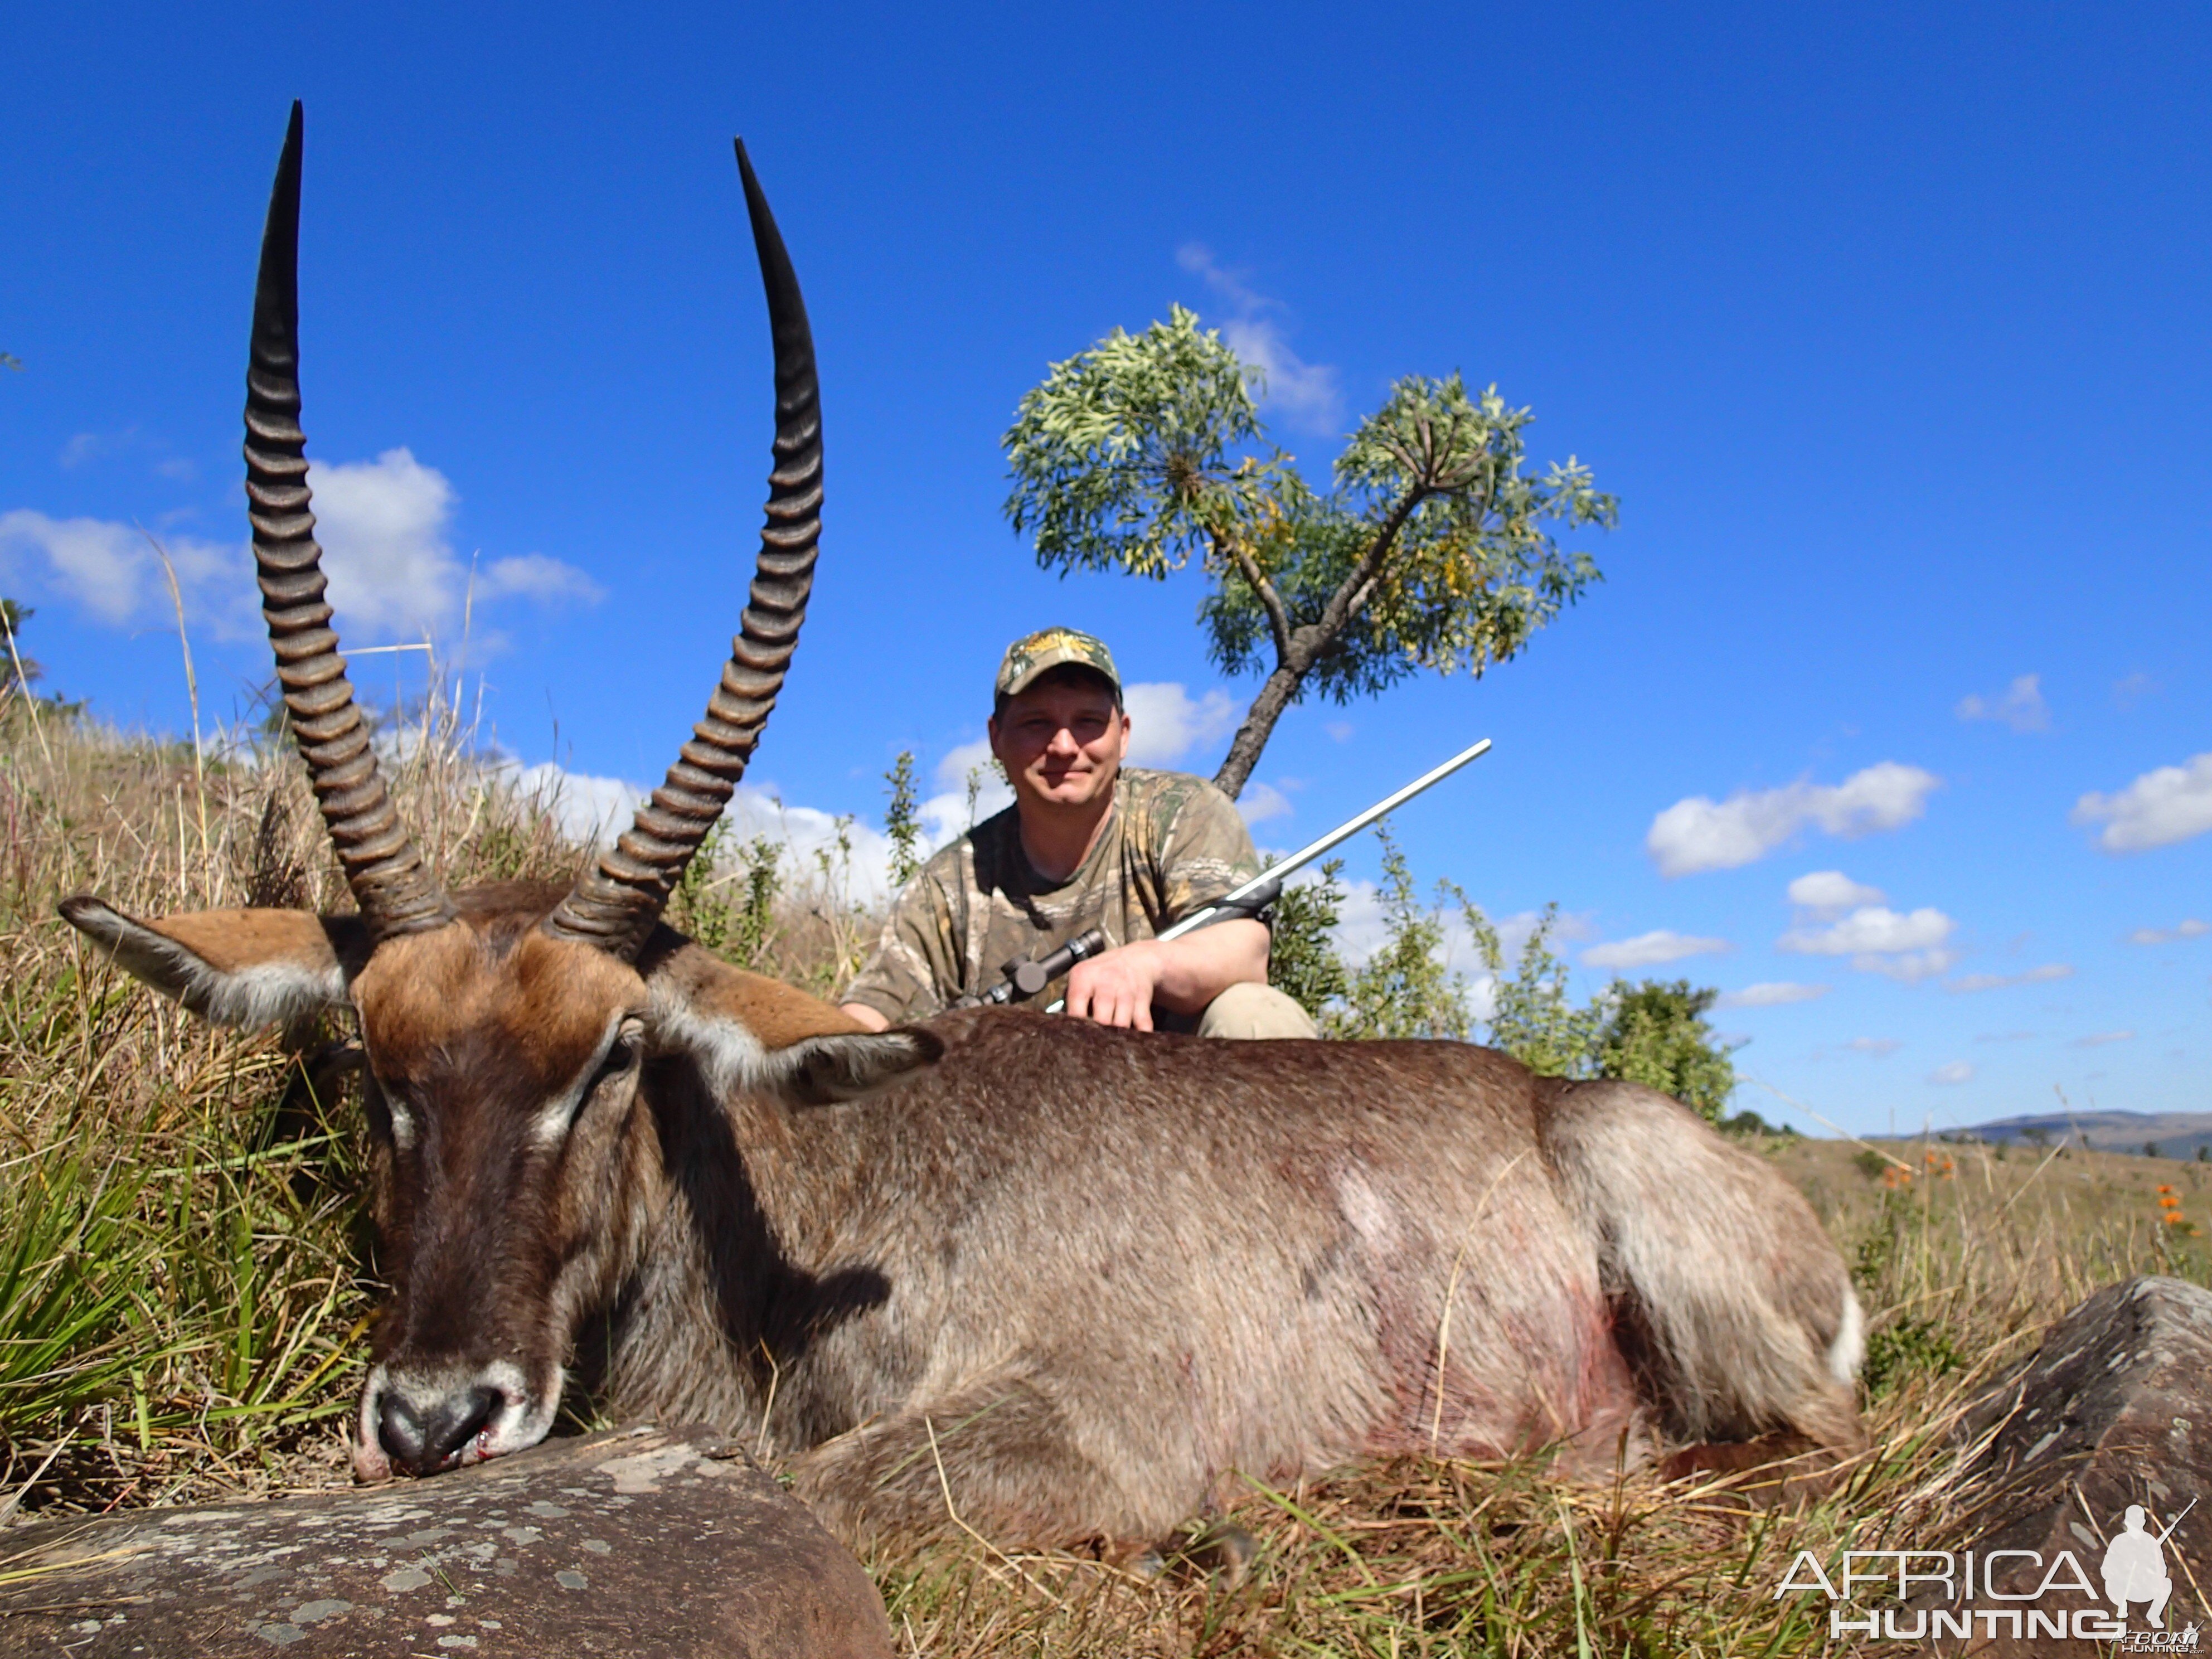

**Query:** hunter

left=840, top=628, right=1318, bottom=1038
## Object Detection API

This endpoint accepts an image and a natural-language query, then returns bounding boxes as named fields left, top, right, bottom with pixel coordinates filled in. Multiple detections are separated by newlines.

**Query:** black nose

left=379, top=1385, right=499, bottom=1474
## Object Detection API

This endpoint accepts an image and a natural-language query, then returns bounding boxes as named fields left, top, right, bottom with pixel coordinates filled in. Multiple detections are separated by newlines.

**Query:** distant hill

left=1951, top=1109, right=2212, bottom=1160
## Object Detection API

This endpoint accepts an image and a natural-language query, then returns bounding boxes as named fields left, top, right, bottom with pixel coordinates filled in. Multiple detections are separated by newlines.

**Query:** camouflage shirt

left=842, top=767, right=1262, bottom=1023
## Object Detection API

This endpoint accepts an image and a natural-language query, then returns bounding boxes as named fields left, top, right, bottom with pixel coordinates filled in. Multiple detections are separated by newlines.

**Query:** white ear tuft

left=770, top=1029, right=943, bottom=1105
left=60, top=895, right=353, bottom=1030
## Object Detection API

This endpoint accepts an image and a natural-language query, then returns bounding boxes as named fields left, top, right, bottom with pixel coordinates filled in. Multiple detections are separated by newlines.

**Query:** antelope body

left=64, top=108, right=1864, bottom=1556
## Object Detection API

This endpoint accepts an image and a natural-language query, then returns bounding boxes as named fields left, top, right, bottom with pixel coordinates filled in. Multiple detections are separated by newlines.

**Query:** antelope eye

left=594, top=1028, right=643, bottom=1087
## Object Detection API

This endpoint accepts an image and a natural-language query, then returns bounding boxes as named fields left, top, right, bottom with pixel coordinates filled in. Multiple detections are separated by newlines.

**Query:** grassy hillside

left=1956, top=1108, right=2212, bottom=1160
left=3, top=694, right=2205, bottom=1655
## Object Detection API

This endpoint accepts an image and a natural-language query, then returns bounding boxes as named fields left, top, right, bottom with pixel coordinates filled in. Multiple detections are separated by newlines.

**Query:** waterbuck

left=62, top=107, right=1864, bottom=1558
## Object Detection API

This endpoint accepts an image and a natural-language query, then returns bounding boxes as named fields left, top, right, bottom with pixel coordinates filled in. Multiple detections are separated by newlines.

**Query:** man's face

left=988, top=673, right=1129, bottom=812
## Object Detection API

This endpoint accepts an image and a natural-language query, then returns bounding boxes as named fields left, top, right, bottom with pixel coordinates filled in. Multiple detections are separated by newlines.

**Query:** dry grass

left=2, top=683, right=2206, bottom=1653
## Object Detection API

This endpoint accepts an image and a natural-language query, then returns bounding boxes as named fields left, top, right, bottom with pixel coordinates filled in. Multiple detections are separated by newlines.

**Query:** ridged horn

left=248, top=103, right=453, bottom=940
left=542, top=139, right=822, bottom=958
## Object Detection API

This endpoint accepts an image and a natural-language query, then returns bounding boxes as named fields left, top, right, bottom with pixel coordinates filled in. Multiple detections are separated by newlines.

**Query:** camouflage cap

left=993, top=627, right=1123, bottom=704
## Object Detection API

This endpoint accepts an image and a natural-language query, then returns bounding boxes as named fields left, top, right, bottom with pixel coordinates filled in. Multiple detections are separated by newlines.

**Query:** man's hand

left=1061, top=919, right=1271, bottom=1030
left=1062, top=940, right=1167, bottom=1030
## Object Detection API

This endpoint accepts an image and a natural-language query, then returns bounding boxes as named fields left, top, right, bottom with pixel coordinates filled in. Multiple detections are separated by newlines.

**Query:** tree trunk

left=1212, top=661, right=1306, bottom=799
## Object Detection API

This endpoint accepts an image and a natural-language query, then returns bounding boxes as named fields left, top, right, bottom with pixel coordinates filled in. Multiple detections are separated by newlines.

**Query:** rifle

left=961, top=736, right=1493, bottom=1010
left=2156, top=1496, right=2198, bottom=1545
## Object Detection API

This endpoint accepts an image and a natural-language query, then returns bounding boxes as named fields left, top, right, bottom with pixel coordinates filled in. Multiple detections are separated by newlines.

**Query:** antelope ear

left=59, top=895, right=366, bottom=1030
left=643, top=938, right=942, bottom=1105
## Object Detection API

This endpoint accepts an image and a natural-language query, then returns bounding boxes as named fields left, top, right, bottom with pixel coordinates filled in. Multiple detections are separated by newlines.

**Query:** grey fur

left=586, top=1000, right=1862, bottom=1549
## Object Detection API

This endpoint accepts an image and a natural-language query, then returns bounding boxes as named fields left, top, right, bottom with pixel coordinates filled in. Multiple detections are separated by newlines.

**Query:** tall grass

left=2, top=678, right=2206, bottom=1651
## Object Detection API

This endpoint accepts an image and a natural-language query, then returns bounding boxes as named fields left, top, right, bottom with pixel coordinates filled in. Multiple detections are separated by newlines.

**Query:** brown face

left=346, top=911, right=653, bottom=1479
left=57, top=884, right=939, bottom=1482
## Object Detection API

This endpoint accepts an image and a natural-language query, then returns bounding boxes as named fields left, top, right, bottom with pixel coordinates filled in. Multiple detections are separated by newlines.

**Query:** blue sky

left=4, top=2, right=2206, bottom=1135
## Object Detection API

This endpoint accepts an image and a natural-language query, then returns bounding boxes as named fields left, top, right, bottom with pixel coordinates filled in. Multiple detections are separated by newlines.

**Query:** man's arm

left=1060, top=917, right=1268, bottom=1031
left=838, top=860, right=960, bottom=1032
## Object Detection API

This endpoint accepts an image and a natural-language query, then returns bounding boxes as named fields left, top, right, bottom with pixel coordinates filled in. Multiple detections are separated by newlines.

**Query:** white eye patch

left=526, top=1014, right=642, bottom=1151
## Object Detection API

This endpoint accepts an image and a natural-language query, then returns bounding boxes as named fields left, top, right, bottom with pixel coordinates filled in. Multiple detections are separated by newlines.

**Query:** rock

left=1917, top=1275, right=2212, bottom=1654
left=0, top=1424, right=892, bottom=1658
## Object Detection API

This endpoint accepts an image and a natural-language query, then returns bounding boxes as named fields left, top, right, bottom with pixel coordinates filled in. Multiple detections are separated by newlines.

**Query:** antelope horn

left=542, top=139, right=822, bottom=959
left=248, top=103, right=453, bottom=940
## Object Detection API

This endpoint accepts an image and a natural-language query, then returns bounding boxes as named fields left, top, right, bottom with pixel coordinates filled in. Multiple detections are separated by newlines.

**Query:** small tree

left=1593, top=979, right=1740, bottom=1122
left=882, top=750, right=923, bottom=889
left=1467, top=900, right=1604, bottom=1079
left=1002, top=308, right=1616, bottom=797
left=1325, top=830, right=1472, bottom=1041
left=1267, top=858, right=1351, bottom=1021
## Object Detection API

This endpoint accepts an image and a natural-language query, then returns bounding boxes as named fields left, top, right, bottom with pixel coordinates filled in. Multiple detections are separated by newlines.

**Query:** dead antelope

left=62, top=107, right=1864, bottom=1557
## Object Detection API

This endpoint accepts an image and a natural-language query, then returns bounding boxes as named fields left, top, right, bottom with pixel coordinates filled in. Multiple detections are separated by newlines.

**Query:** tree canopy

left=1003, top=307, right=1616, bottom=795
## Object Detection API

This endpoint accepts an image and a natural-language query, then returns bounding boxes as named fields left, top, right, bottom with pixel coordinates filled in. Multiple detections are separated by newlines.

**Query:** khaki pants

left=1194, top=981, right=1320, bottom=1040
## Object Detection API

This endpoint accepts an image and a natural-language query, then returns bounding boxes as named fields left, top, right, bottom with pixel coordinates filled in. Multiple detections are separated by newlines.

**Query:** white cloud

left=920, top=736, right=1013, bottom=850
left=1946, top=963, right=2074, bottom=993
left=1955, top=673, right=2049, bottom=733
left=1781, top=904, right=1953, bottom=957
left=59, top=432, right=108, bottom=469
left=0, top=449, right=598, bottom=648
left=2073, top=753, right=2212, bottom=852
left=933, top=736, right=996, bottom=792
left=1646, top=762, right=1940, bottom=877
left=1785, top=870, right=1886, bottom=918
left=509, top=759, right=908, bottom=908
left=1857, top=949, right=1957, bottom=983
left=1239, top=781, right=1293, bottom=826
left=313, top=448, right=605, bottom=640
left=510, top=761, right=643, bottom=844
left=2113, top=671, right=2157, bottom=707
left=1928, top=1060, right=1975, bottom=1085
left=307, top=449, right=464, bottom=634
left=1718, top=981, right=1831, bottom=1007
left=1583, top=930, right=1729, bottom=970
left=2072, top=1030, right=2135, bottom=1049
left=1122, top=681, right=1236, bottom=767
left=1845, top=1036, right=1903, bottom=1056
left=1175, top=244, right=1343, bottom=431
left=1778, top=901, right=1957, bottom=982
left=474, top=552, right=605, bottom=605
left=0, top=508, right=253, bottom=633
left=1324, top=721, right=1355, bottom=743
left=2129, top=919, right=2209, bottom=945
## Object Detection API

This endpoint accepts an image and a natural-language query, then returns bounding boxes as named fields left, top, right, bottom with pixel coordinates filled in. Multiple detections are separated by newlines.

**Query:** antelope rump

left=60, top=106, right=1864, bottom=1556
